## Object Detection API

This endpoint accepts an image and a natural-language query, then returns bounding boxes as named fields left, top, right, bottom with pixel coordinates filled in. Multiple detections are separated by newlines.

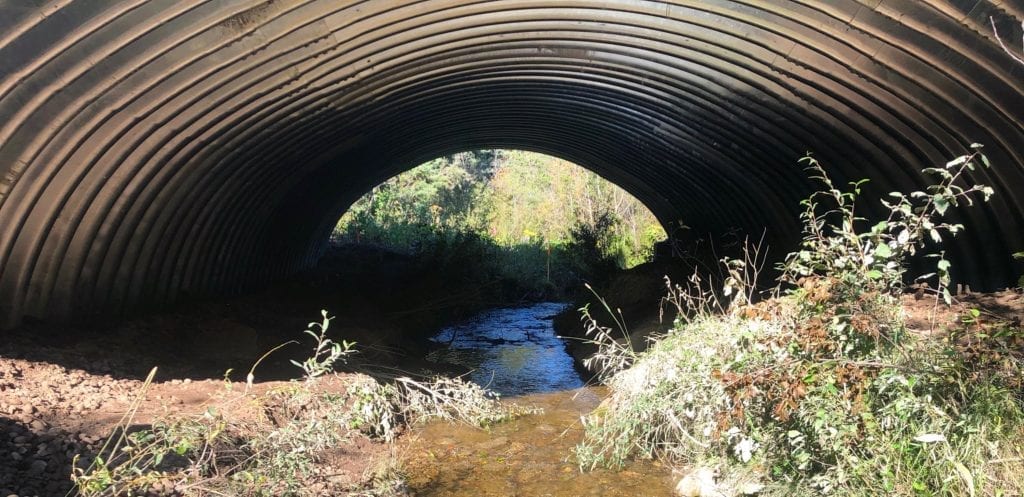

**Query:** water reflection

left=427, top=302, right=584, bottom=396
left=408, top=303, right=674, bottom=496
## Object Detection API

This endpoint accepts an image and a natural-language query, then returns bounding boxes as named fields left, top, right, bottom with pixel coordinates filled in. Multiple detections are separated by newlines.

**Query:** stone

left=739, top=482, right=765, bottom=495
left=675, top=467, right=719, bottom=497
left=27, top=459, right=47, bottom=475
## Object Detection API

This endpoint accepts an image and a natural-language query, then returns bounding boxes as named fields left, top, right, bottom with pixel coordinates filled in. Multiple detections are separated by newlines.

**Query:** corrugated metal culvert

left=0, top=1, right=1022, bottom=328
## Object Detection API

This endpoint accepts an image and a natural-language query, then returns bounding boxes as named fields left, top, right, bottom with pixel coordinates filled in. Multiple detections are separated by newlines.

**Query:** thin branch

left=990, top=16, right=1024, bottom=66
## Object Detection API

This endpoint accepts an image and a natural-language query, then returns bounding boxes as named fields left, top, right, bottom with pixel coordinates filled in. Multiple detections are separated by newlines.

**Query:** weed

left=575, top=149, right=1023, bottom=496
left=577, top=283, right=638, bottom=381
left=347, top=374, right=534, bottom=442
left=71, top=311, right=526, bottom=497
left=291, top=310, right=356, bottom=381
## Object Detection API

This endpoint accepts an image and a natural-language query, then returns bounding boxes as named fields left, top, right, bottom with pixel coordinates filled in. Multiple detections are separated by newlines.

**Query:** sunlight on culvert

left=2, top=2, right=1021, bottom=328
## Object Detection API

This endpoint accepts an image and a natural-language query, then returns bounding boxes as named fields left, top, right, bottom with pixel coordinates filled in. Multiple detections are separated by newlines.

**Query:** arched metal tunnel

left=1, top=0, right=1022, bottom=328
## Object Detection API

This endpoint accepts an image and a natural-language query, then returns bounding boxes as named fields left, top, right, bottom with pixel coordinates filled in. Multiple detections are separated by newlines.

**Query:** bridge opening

left=331, top=149, right=667, bottom=301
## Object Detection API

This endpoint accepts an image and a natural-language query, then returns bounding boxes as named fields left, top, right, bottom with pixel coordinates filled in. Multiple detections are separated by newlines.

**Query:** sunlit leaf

left=913, top=433, right=947, bottom=443
left=946, top=156, right=968, bottom=168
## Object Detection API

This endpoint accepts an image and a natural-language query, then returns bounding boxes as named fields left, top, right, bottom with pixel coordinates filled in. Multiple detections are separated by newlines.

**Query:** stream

left=404, top=303, right=675, bottom=496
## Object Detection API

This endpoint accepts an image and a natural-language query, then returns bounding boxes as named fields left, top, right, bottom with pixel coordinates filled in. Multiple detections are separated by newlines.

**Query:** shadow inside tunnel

left=0, top=413, right=102, bottom=496
left=0, top=240, right=584, bottom=390
left=0, top=246, right=489, bottom=385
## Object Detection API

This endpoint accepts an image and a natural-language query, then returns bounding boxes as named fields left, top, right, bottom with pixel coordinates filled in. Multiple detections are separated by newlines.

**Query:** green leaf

left=866, top=269, right=884, bottom=279
left=874, top=244, right=892, bottom=258
left=946, top=156, right=969, bottom=168
left=934, top=195, right=949, bottom=215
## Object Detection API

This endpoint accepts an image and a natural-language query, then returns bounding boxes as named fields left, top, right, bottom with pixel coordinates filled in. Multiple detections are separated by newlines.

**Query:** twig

left=987, top=457, right=1024, bottom=464
left=990, top=16, right=1024, bottom=66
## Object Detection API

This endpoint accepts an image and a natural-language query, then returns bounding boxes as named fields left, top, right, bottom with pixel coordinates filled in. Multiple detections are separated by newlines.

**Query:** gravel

left=0, top=356, right=138, bottom=495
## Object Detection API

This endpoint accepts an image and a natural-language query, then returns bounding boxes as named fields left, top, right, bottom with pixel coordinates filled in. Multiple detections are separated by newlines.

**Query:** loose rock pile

left=0, top=357, right=136, bottom=496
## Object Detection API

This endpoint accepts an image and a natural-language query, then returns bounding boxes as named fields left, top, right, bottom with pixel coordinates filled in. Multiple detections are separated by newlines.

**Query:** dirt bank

left=556, top=260, right=1024, bottom=379
left=0, top=243, right=519, bottom=496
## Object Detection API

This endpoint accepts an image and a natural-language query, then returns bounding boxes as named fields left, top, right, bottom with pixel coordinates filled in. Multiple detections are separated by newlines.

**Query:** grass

left=576, top=286, right=1024, bottom=496
left=70, top=313, right=531, bottom=497
left=574, top=149, right=1024, bottom=496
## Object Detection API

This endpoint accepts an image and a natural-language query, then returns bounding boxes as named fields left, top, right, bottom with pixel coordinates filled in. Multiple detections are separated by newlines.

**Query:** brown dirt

left=901, top=287, right=1024, bottom=333
left=4, top=241, right=1021, bottom=497
left=0, top=244, right=479, bottom=497
left=0, top=346, right=391, bottom=496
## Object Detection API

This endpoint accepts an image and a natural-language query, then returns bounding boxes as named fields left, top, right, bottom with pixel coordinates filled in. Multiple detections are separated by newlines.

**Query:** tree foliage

left=333, top=150, right=666, bottom=294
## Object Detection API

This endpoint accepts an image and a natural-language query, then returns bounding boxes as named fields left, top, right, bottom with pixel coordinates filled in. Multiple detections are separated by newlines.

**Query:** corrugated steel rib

left=0, top=0, right=1022, bottom=327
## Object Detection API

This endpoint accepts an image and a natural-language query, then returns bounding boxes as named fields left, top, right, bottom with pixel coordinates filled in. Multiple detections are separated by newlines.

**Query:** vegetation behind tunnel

left=333, top=150, right=667, bottom=300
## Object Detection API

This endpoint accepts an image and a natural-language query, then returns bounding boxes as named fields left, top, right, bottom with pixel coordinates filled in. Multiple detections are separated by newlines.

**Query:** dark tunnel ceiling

left=1, top=0, right=1023, bottom=327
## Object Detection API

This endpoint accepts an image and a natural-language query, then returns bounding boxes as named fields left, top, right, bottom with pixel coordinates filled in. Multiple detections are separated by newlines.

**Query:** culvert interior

left=1, top=0, right=1023, bottom=328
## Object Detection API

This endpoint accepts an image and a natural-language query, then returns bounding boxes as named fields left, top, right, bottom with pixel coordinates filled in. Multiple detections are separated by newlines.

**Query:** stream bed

left=404, top=303, right=675, bottom=496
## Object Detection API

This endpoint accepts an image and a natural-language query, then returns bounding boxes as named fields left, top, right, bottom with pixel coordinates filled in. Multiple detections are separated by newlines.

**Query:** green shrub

left=575, top=147, right=1023, bottom=496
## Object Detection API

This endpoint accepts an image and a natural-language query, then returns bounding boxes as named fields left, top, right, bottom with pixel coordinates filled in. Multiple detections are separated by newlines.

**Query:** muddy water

left=404, top=303, right=675, bottom=496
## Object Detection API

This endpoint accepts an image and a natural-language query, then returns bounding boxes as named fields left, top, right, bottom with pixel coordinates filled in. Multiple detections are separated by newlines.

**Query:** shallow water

left=426, top=302, right=584, bottom=397
left=405, top=303, right=675, bottom=496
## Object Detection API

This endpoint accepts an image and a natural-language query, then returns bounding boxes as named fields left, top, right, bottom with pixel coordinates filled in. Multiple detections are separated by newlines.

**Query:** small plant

left=72, top=306, right=533, bottom=496
left=577, top=283, right=637, bottom=380
left=784, top=145, right=993, bottom=304
left=291, top=309, right=356, bottom=381
left=575, top=148, right=1023, bottom=497
left=1015, top=252, right=1024, bottom=289
left=71, top=368, right=171, bottom=496
left=72, top=314, right=372, bottom=497
left=347, top=374, right=534, bottom=442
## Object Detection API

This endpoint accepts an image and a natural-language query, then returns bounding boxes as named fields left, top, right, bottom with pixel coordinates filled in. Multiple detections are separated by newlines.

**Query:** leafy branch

left=784, top=145, right=993, bottom=304
left=290, top=310, right=356, bottom=381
